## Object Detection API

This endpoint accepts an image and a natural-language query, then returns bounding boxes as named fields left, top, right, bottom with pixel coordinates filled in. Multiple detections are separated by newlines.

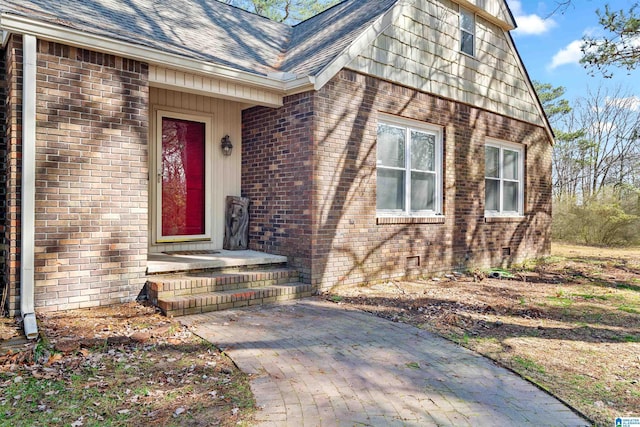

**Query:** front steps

left=148, top=268, right=313, bottom=317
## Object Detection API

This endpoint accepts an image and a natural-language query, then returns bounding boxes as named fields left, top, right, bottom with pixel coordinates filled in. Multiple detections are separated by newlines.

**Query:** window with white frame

left=376, top=117, right=443, bottom=216
left=485, top=140, right=524, bottom=216
left=460, top=7, right=475, bottom=56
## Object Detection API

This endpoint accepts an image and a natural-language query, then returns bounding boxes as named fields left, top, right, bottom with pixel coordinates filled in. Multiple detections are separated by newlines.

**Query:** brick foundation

left=243, top=69, right=552, bottom=291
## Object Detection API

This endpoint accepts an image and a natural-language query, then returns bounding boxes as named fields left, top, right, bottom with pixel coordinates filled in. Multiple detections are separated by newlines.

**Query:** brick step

left=157, top=282, right=314, bottom=317
left=147, top=268, right=300, bottom=302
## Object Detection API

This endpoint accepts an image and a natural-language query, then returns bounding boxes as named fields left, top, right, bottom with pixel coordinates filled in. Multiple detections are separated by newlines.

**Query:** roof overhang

left=1, top=29, right=9, bottom=47
left=0, top=13, right=317, bottom=105
left=312, top=0, right=411, bottom=91
left=455, top=0, right=517, bottom=31
left=504, top=32, right=555, bottom=143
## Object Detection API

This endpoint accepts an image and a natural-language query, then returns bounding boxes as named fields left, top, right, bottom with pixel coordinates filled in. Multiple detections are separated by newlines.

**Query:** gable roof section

left=0, top=0, right=550, bottom=136
left=0, top=0, right=289, bottom=76
left=0, top=0, right=399, bottom=81
left=281, top=0, right=398, bottom=76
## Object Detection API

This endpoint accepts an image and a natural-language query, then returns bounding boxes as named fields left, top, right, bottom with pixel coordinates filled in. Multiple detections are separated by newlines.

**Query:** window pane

left=411, top=172, right=435, bottom=211
left=485, top=179, right=499, bottom=211
left=377, top=168, right=405, bottom=210
left=461, top=9, right=475, bottom=32
left=161, top=117, right=206, bottom=237
left=461, top=31, right=474, bottom=55
left=503, top=181, right=519, bottom=212
left=503, top=149, right=519, bottom=180
left=411, top=131, right=435, bottom=171
left=377, top=124, right=405, bottom=168
left=485, top=146, right=500, bottom=178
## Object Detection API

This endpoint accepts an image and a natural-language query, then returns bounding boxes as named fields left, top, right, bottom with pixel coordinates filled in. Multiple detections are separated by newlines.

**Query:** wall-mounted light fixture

left=221, top=135, right=233, bottom=156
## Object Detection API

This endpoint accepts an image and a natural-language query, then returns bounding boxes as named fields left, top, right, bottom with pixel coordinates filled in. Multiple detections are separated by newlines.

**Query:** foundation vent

left=407, top=256, right=420, bottom=268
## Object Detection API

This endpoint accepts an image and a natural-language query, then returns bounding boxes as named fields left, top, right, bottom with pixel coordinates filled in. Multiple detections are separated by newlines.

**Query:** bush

left=553, top=187, right=640, bottom=246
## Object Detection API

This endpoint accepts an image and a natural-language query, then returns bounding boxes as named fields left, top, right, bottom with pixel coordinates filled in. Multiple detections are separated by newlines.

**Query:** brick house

left=1, top=0, right=552, bottom=331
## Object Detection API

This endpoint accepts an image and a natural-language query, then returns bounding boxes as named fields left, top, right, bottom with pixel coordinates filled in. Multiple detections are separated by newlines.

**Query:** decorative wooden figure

left=223, top=196, right=249, bottom=250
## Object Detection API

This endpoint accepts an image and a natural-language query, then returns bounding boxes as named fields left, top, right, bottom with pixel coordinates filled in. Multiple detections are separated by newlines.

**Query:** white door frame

left=154, top=109, right=213, bottom=243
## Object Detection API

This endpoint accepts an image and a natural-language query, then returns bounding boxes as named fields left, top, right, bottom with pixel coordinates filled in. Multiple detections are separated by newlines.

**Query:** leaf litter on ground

left=0, top=302, right=255, bottom=426
left=326, top=243, right=640, bottom=427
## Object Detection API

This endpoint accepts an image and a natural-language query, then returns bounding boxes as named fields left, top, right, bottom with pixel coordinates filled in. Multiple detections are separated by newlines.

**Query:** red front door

left=159, top=116, right=207, bottom=240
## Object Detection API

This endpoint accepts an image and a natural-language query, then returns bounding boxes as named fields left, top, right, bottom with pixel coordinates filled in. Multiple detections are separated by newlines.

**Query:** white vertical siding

left=148, top=65, right=283, bottom=108
left=149, top=87, right=243, bottom=252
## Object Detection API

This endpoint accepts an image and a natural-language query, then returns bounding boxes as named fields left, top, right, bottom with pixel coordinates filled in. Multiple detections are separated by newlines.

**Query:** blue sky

left=508, top=0, right=640, bottom=103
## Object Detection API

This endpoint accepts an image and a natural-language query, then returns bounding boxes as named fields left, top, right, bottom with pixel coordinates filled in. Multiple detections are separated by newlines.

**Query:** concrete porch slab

left=146, top=250, right=287, bottom=274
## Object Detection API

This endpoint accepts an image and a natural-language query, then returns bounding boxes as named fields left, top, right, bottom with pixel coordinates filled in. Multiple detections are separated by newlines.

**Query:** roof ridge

left=280, top=0, right=398, bottom=75
left=291, top=0, right=346, bottom=28
left=212, top=0, right=291, bottom=28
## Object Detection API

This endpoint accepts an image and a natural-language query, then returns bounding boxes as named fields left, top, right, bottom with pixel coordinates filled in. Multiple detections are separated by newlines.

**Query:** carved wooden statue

left=223, top=196, right=249, bottom=250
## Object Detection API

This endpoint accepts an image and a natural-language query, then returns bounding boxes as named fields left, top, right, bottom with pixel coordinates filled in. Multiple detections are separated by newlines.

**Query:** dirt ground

left=1, top=243, right=638, bottom=426
left=0, top=302, right=254, bottom=426
left=326, top=243, right=640, bottom=426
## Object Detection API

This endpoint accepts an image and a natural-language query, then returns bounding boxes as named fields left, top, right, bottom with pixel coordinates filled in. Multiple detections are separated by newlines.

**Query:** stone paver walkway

left=182, top=298, right=589, bottom=427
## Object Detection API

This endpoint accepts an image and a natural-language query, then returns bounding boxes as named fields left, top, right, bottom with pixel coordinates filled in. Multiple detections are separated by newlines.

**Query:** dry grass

left=328, top=243, right=640, bottom=427
left=0, top=303, right=255, bottom=426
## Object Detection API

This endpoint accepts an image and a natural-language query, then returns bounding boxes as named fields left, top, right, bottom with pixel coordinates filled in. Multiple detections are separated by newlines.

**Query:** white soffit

left=0, top=13, right=316, bottom=102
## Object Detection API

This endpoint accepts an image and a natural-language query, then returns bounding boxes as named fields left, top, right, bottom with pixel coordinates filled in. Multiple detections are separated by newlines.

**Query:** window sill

left=484, top=216, right=526, bottom=223
left=376, top=216, right=445, bottom=225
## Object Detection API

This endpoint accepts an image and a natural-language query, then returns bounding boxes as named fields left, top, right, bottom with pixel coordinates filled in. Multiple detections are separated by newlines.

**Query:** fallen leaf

left=45, top=353, right=63, bottom=366
left=54, top=339, right=80, bottom=353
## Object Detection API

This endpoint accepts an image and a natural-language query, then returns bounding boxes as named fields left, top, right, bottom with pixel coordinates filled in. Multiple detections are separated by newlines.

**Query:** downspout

left=20, top=34, right=38, bottom=339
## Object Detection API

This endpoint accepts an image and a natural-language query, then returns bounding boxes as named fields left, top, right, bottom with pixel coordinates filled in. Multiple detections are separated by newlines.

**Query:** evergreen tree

left=582, top=3, right=640, bottom=77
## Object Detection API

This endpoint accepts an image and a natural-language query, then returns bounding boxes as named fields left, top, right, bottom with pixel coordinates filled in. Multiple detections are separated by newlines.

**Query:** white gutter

left=20, top=34, right=38, bottom=340
left=0, top=13, right=315, bottom=95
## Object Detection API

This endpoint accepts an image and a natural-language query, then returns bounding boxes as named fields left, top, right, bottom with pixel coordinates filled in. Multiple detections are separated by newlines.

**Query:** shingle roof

left=0, top=0, right=397, bottom=78
left=281, top=0, right=398, bottom=76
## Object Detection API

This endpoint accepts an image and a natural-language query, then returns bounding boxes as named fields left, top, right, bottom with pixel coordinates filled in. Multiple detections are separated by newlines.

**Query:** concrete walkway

left=182, top=298, right=589, bottom=427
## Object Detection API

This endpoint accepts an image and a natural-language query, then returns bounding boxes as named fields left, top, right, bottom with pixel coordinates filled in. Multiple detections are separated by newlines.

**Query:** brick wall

left=241, top=92, right=315, bottom=282
left=0, top=45, right=6, bottom=314
left=241, top=69, right=551, bottom=291
left=32, top=40, right=149, bottom=311
left=312, top=69, right=551, bottom=290
left=3, top=35, right=24, bottom=316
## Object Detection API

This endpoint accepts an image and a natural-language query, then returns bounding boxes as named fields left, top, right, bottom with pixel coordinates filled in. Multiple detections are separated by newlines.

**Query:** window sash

left=377, top=121, right=442, bottom=215
left=485, top=143, right=523, bottom=215
left=460, top=8, right=475, bottom=56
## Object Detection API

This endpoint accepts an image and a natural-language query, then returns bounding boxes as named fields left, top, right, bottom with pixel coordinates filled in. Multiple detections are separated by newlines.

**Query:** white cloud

left=510, top=0, right=556, bottom=36
left=548, top=40, right=584, bottom=70
left=605, top=96, right=640, bottom=112
left=589, top=121, right=617, bottom=135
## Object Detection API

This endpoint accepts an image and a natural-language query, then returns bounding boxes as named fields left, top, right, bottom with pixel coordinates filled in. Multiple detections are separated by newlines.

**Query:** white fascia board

left=312, top=0, right=416, bottom=91
left=455, top=0, right=516, bottom=30
left=283, top=75, right=316, bottom=95
left=504, top=31, right=555, bottom=143
left=1, top=30, right=9, bottom=47
left=0, top=13, right=291, bottom=93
